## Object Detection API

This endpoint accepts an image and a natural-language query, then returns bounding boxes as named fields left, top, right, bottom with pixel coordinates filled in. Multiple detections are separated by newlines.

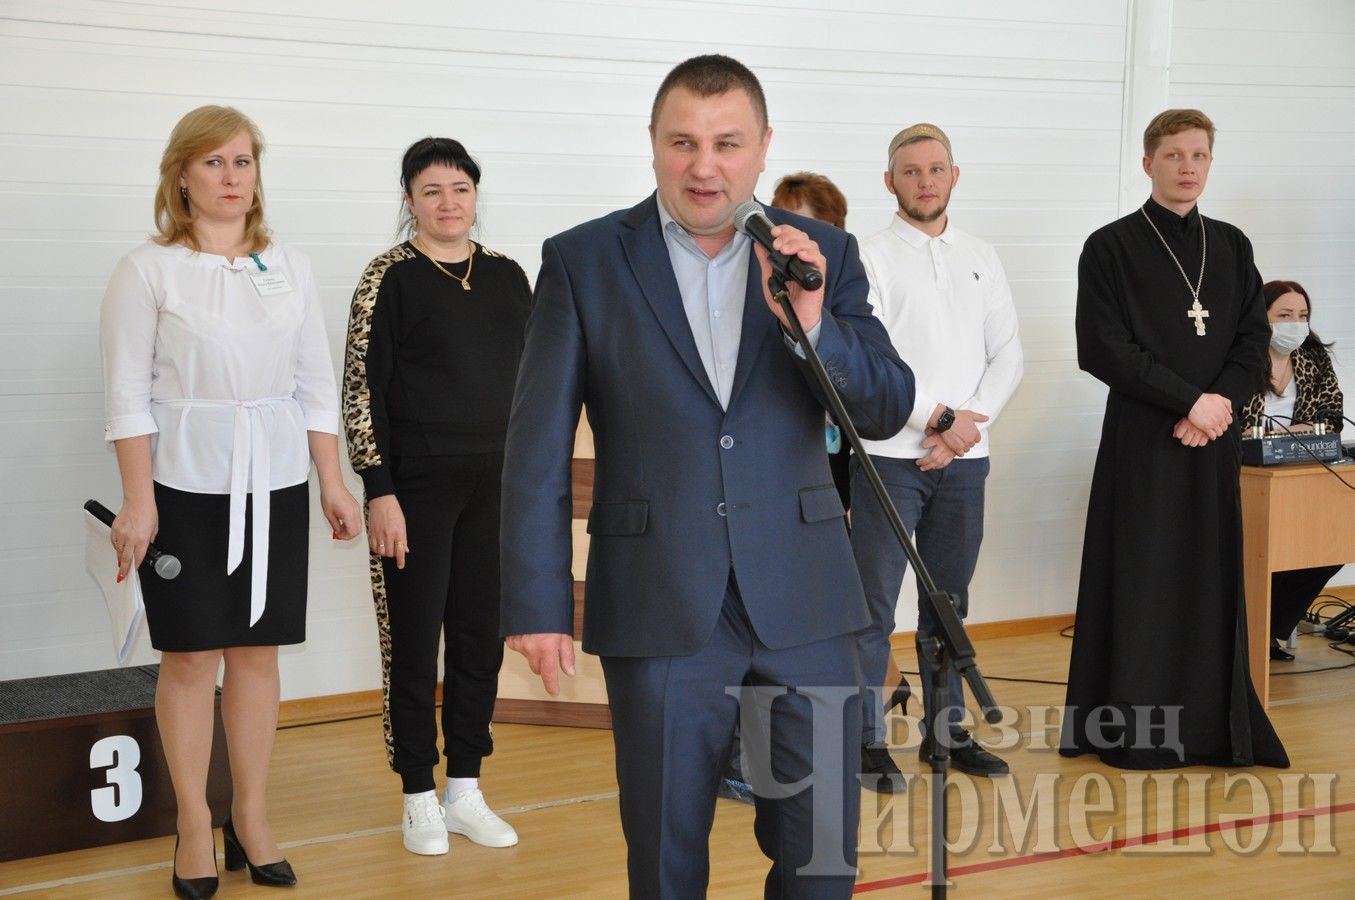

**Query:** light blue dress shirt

left=656, top=199, right=820, bottom=411
left=657, top=199, right=750, bottom=410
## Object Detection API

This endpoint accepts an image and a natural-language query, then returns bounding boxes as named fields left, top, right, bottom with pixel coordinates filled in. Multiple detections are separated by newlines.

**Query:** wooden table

left=1240, top=463, right=1355, bottom=706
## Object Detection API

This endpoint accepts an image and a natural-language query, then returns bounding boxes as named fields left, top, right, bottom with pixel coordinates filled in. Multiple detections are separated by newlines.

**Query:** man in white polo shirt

left=853, top=123, right=1023, bottom=789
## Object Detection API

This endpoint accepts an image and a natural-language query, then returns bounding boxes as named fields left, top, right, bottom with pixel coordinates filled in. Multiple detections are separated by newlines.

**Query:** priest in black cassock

left=1061, top=109, right=1288, bottom=770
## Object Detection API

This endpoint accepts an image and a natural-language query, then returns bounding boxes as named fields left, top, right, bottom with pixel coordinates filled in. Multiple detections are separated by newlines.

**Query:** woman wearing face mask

left=1241, top=279, right=1344, bottom=660
left=342, top=137, right=531, bottom=856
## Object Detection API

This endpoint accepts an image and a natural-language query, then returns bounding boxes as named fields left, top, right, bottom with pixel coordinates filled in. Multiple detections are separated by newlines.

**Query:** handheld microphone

left=733, top=201, right=824, bottom=291
left=83, top=499, right=182, bottom=580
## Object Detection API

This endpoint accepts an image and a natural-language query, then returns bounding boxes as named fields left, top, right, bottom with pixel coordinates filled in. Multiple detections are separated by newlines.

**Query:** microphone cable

left=1253, top=413, right=1355, bottom=492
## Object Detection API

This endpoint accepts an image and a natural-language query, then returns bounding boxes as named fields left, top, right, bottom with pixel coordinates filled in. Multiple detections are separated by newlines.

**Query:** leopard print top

left=1241, top=343, right=1343, bottom=433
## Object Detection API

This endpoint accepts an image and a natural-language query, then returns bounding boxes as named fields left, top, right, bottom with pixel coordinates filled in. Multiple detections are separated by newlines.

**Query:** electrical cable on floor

left=898, top=669, right=1068, bottom=688
left=1270, top=631, right=1355, bottom=675
left=1270, top=660, right=1355, bottom=675
left=935, top=594, right=1355, bottom=684
left=1265, top=596, right=1355, bottom=675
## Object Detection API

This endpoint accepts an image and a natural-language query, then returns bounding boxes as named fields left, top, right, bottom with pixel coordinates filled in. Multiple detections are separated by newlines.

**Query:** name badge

left=249, top=271, right=292, bottom=297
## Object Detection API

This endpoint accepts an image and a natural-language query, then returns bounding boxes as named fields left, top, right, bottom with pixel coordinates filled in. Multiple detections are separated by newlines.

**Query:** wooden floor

left=4, top=629, right=1353, bottom=898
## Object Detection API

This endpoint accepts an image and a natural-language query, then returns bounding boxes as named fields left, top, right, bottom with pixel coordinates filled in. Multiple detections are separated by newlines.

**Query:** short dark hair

left=650, top=54, right=768, bottom=132
left=397, top=137, right=481, bottom=237
left=770, top=171, right=848, bottom=229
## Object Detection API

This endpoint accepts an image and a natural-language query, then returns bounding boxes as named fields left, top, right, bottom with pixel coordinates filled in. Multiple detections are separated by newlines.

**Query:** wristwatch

left=935, top=406, right=956, bottom=434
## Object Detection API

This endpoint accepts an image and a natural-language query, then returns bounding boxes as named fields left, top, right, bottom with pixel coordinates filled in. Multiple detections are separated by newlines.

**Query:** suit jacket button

left=720, top=435, right=734, bottom=449
left=716, top=502, right=727, bottom=517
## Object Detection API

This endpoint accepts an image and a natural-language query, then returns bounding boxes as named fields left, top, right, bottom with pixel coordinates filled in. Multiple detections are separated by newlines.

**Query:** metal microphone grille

left=154, top=554, right=182, bottom=580
left=732, top=200, right=763, bottom=234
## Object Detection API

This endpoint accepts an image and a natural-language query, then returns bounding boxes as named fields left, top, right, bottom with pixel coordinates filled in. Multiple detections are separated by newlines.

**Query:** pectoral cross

left=1187, top=298, right=1209, bottom=336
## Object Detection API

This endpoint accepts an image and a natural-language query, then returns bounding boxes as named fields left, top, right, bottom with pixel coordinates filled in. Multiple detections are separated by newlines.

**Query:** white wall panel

left=1, top=0, right=1349, bottom=696
left=1168, top=0, right=1355, bottom=586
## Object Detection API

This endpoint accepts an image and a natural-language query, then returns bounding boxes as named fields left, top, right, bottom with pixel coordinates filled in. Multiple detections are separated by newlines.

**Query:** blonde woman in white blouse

left=100, top=106, right=360, bottom=898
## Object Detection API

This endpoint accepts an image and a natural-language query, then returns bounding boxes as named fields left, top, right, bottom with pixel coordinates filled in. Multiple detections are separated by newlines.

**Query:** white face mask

left=1270, top=321, right=1309, bottom=354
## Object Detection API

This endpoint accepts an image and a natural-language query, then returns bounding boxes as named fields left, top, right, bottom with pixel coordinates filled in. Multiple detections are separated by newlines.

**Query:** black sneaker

left=860, top=744, right=907, bottom=794
left=919, top=733, right=1009, bottom=777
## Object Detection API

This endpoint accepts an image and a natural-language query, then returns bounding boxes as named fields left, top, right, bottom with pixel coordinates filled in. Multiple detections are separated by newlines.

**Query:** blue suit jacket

left=501, top=195, right=914, bottom=657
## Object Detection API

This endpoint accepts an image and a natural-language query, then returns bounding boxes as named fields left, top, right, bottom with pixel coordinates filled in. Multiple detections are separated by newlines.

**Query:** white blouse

left=100, top=240, right=340, bottom=626
left=1263, top=374, right=1298, bottom=430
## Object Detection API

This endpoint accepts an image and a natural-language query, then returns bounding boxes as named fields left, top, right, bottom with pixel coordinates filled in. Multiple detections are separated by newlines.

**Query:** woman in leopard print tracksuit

left=342, top=138, right=531, bottom=856
left=1241, top=280, right=1345, bottom=661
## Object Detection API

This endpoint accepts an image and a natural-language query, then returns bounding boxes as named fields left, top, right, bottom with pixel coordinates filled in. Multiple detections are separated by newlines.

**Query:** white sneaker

left=444, top=788, right=519, bottom=848
left=402, top=791, right=450, bottom=855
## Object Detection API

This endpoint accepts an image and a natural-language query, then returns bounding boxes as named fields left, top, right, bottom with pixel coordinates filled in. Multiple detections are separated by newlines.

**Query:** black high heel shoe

left=1270, top=639, right=1295, bottom=662
left=172, top=834, right=219, bottom=899
left=222, top=815, right=297, bottom=887
left=887, top=673, right=912, bottom=716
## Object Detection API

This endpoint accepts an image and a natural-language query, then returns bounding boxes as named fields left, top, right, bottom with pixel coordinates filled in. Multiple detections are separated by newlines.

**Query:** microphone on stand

left=83, top=499, right=182, bottom=580
left=733, top=201, right=824, bottom=291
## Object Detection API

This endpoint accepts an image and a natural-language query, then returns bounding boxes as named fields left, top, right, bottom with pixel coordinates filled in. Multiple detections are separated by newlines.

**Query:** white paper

left=84, top=510, right=146, bottom=665
left=249, top=271, right=293, bottom=296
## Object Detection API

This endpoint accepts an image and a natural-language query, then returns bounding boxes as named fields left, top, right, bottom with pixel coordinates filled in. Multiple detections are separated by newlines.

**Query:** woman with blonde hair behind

left=101, top=105, right=361, bottom=897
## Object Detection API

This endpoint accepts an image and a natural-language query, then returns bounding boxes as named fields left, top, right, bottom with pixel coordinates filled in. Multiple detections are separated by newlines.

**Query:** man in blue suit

left=501, top=55, right=914, bottom=898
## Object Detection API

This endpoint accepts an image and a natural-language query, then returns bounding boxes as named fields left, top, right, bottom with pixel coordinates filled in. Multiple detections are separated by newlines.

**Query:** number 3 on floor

left=90, top=735, right=142, bottom=822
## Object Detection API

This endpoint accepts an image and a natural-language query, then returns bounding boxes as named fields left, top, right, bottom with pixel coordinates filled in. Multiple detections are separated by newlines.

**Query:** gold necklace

left=411, top=238, right=474, bottom=290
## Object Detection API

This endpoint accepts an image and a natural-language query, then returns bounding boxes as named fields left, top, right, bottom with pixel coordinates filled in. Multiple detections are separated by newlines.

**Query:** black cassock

left=1061, top=197, right=1288, bottom=769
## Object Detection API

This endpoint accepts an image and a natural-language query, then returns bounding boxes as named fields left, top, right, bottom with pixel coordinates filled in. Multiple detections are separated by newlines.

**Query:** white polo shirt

left=858, top=214, right=1023, bottom=459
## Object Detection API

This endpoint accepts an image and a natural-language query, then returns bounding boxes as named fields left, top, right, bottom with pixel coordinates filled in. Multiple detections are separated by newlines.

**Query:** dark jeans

left=849, top=454, right=989, bottom=746
left=383, top=453, right=505, bottom=793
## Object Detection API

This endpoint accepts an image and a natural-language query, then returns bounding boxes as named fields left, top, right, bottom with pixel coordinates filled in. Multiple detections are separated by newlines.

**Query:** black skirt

left=142, top=481, right=309, bottom=652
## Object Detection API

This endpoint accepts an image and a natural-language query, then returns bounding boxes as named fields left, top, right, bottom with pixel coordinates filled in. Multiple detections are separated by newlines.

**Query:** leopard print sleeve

left=1241, top=389, right=1265, bottom=432
left=342, top=245, right=414, bottom=498
left=1293, top=344, right=1344, bottom=433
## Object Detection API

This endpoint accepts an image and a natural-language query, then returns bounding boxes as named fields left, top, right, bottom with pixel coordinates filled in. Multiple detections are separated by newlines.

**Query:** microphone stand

left=769, top=269, right=1000, bottom=898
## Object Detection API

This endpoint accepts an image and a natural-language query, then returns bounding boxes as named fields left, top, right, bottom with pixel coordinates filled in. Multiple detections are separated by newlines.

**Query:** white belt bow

left=157, top=396, right=292, bottom=626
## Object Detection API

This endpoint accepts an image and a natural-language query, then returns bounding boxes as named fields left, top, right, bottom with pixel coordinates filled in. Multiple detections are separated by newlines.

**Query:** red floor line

left=853, top=800, right=1355, bottom=893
